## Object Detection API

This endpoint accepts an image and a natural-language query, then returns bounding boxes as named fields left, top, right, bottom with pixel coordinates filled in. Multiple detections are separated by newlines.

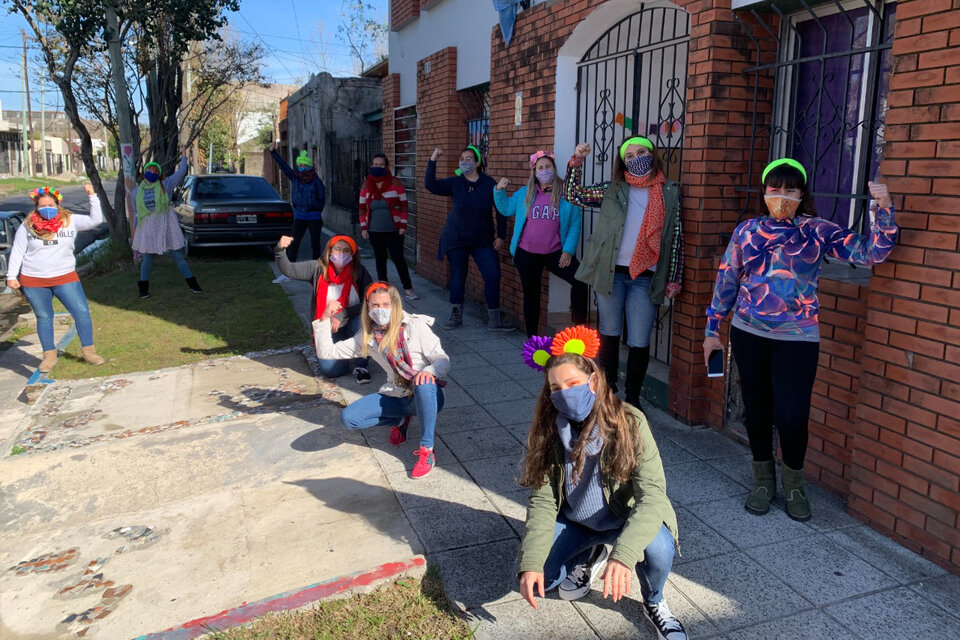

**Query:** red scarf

left=28, top=212, right=65, bottom=239
left=624, top=170, right=666, bottom=278
left=314, top=263, right=355, bottom=320
left=362, top=169, right=394, bottom=202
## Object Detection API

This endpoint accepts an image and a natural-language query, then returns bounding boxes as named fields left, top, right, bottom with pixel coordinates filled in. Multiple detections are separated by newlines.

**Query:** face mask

left=368, top=307, right=392, bottom=327
left=369, top=166, right=388, bottom=178
left=297, top=165, right=309, bottom=172
left=536, top=169, right=555, bottom=184
left=764, top=195, right=802, bottom=220
left=144, top=171, right=159, bottom=183
left=625, top=154, right=653, bottom=177
left=458, top=160, right=476, bottom=175
left=329, top=252, right=352, bottom=268
left=550, top=377, right=597, bottom=423
left=37, top=206, right=59, bottom=220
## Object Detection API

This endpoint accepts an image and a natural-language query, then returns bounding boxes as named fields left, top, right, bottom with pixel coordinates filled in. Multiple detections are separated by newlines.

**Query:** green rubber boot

left=744, top=460, right=776, bottom=515
left=780, top=462, right=812, bottom=522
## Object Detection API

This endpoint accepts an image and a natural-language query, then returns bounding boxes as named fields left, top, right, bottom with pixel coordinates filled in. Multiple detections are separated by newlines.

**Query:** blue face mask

left=37, top=206, right=59, bottom=220
left=625, top=154, right=653, bottom=177
left=144, top=171, right=159, bottom=183
left=550, top=377, right=597, bottom=423
left=297, top=165, right=309, bottom=172
left=369, top=166, right=387, bottom=178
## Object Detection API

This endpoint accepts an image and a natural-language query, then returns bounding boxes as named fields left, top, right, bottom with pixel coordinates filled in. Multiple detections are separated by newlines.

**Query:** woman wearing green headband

left=704, top=158, right=898, bottom=521
left=125, top=144, right=201, bottom=299
left=564, top=137, right=684, bottom=408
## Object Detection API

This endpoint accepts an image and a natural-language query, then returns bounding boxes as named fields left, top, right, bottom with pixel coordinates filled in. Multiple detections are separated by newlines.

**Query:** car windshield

left=194, top=177, right=280, bottom=201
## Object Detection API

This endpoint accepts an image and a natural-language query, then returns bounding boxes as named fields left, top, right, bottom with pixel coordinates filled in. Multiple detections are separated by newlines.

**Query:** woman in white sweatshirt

left=6, top=184, right=106, bottom=372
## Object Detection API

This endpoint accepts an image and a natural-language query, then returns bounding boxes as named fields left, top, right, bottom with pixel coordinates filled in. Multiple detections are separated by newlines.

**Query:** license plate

left=236, top=215, right=257, bottom=224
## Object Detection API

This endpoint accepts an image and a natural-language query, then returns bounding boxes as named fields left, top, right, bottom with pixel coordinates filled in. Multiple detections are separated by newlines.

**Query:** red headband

left=365, top=282, right=390, bottom=299
left=328, top=235, right=358, bottom=254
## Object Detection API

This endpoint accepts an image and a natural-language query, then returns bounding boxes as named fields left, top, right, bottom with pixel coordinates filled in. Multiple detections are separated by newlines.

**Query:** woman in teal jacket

left=494, top=150, right=587, bottom=337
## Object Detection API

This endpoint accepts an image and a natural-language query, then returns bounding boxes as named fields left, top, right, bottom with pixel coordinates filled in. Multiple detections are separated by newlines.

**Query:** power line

left=236, top=10, right=301, bottom=84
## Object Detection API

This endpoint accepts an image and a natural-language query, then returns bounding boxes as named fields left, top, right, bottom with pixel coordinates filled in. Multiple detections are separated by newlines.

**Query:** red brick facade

left=390, top=0, right=420, bottom=31
left=381, top=74, right=400, bottom=166
left=386, top=0, right=960, bottom=573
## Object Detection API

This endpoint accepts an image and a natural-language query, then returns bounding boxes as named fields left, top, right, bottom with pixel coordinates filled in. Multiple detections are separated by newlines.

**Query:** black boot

left=624, top=346, right=650, bottom=406
left=138, top=280, right=150, bottom=299
left=185, top=276, right=202, bottom=293
left=597, top=334, right=621, bottom=393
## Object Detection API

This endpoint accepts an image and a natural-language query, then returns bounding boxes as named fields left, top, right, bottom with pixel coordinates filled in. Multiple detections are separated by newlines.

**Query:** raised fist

left=83, top=183, right=95, bottom=196
left=277, top=235, right=293, bottom=250
left=867, top=181, right=893, bottom=210
left=496, top=177, right=509, bottom=191
left=430, top=148, right=443, bottom=162
left=575, top=143, right=591, bottom=159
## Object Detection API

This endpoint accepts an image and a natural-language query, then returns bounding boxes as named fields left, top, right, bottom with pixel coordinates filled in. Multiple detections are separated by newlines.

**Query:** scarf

left=362, top=169, right=394, bottom=202
left=297, top=167, right=318, bottom=183
left=372, top=323, right=447, bottom=388
left=314, top=263, right=355, bottom=320
left=624, top=170, right=666, bottom=278
left=556, top=416, right=603, bottom=484
left=26, top=211, right=69, bottom=240
left=135, top=179, right=170, bottom=223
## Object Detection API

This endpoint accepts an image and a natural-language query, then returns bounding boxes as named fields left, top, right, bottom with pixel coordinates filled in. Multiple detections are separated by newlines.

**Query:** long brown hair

left=317, top=237, right=361, bottom=288
left=522, top=156, right=564, bottom=213
left=610, top=144, right=665, bottom=188
left=518, top=354, right=641, bottom=489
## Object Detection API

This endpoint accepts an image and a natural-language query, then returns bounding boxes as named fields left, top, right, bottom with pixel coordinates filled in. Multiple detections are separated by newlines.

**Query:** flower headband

left=522, top=325, right=601, bottom=371
left=618, top=136, right=654, bottom=160
left=30, top=187, right=63, bottom=204
left=529, top=150, right=555, bottom=167
left=365, top=281, right=390, bottom=299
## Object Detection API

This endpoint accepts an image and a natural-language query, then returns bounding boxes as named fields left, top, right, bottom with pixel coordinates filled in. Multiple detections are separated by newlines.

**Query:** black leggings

left=513, top=247, right=588, bottom=337
left=288, top=218, right=324, bottom=261
left=369, top=230, right=413, bottom=290
left=729, top=326, right=819, bottom=469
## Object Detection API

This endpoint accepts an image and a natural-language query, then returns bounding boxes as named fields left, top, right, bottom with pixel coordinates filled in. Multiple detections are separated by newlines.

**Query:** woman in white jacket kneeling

left=314, top=281, right=450, bottom=479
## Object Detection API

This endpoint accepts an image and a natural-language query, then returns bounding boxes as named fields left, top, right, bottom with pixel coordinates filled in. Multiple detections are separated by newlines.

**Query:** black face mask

left=369, top=167, right=388, bottom=178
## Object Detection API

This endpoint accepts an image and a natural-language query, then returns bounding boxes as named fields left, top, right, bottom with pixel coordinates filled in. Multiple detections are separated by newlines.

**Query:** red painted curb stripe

left=134, top=556, right=426, bottom=640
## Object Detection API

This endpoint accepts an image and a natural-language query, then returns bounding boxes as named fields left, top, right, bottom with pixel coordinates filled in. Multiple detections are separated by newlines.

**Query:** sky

left=0, top=0, right=388, bottom=114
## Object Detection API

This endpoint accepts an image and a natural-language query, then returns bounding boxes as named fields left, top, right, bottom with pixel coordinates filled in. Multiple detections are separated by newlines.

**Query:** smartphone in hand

left=707, top=349, right=724, bottom=378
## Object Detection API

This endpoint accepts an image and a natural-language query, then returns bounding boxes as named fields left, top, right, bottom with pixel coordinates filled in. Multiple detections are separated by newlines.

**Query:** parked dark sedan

left=173, top=175, right=294, bottom=252
left=0, top=211, right=26, bottom=279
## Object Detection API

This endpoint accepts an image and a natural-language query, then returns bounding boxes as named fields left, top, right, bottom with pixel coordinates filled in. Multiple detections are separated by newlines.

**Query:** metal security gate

left=575, top=5, right=690, bottom=364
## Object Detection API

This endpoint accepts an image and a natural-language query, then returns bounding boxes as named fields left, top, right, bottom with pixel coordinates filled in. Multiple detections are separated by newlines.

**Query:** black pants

left=513, top=247, right=588, bottom=337
left=730, top=326, right=820, bottom=469
left=369, top=230, right=413, bottom=290
left=287, top=218, right=324, bottom=261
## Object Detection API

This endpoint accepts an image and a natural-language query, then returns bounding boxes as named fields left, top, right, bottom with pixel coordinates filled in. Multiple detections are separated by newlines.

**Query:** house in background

left=383, top=0, right=960, bottom=575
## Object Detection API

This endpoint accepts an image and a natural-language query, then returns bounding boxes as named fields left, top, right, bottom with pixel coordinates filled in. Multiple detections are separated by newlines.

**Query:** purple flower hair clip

left=522, top=335, right=554, bottom=372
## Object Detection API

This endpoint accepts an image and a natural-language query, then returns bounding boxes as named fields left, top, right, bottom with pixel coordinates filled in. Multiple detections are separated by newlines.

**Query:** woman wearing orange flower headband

left=565, top=138, right=684, bottom=407
left=314, top=281, right=450, bottom=479
left=515, top=326, right=687, bottom=640
left=275, top=233, right=373, bottom=382
left=6, top=184, right=107, bottom=372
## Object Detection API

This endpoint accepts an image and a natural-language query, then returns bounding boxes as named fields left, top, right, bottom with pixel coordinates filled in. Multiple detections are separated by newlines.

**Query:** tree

left=337, top=0, right=387, bottom=74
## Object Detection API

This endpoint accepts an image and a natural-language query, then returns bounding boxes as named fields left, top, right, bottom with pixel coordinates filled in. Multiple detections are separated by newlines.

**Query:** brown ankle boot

left=38, top=349, right=58, bottom=373
left=81, top=346, right=106, bottom=366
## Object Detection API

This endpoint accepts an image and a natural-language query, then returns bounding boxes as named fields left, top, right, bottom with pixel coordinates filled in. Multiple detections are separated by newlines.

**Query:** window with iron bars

left=459, top=84, right=490, bottom=165
left=735, top=0, right=895, bottom=233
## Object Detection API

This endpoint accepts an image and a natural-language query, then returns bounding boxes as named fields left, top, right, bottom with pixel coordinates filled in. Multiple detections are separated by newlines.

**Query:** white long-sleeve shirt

left=7, top=194, right=104, bottom=279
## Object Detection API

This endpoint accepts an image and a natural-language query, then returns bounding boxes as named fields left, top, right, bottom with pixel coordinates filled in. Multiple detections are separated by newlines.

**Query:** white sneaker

left=558, top=545, right=608, bottom=601
left=643, top=599, right=688, bottom=640
left=272, top=274, right=290, bottom=284
left=405, top=289, right=419, bottom=301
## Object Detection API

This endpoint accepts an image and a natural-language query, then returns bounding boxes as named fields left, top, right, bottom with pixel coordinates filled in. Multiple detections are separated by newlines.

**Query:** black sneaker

left=558, top=545, right=608, bottom=601
left=444, top=305, right=463, bottom=329
left=138, top=280, right=150, bottom=299
left=354, top=367, right=371, bottom=384
left=643, top=599, right=688, bottom=640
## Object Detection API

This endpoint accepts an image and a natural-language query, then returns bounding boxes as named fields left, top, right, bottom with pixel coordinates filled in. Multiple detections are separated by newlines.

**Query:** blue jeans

left=318, top=314, right=367, bottom=377
left=541, top=513, right=675, bottom=604
left=22, top=280, right=95, bottom=351
left=595, top=271, right=657, bottom=347
left=446, top=244, right=501, bottom=309
left=341, top=383, right=445, bottom=449
left=140, top=249, right=193, bottom=280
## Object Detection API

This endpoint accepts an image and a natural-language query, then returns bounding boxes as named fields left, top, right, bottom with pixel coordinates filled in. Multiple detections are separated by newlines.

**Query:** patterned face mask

left=625, top=154, right=653, bottom=177
left=458, top=160, right=476, bottom=175
left=764, top=195, right=802, bottom=220
left=536, top=169, right=555, bottom=184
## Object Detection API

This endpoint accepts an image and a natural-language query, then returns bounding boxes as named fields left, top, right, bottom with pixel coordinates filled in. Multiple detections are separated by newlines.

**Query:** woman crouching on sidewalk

left=516, top=326, right=687, bottom=640
left=314, top=282, right=450, bottom=479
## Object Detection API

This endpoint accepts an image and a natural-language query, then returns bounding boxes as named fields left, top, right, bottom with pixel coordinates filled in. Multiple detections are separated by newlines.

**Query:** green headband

left=455, top=145, right=483, bottom=176
left=144, top=162, right=162, bottom=174
left=619, top=137, right=654, bottom=160
left=762, top=158, right=807, bottom=184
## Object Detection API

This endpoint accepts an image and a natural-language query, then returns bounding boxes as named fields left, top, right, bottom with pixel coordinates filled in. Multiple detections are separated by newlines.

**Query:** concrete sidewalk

left=360, top=252, right=960, bottom=639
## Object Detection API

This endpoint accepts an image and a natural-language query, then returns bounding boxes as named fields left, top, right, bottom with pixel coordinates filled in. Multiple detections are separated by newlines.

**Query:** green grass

left=10, top=445, right=27, bottom=455
left=51, top=252, right=306, bottom=379
left=0, top=176, right=84, bottom=192
left=206, top=569, right=475, bottom=640
left=76, top=237, right=134, bottom=276
left=3, top=323, right=33, bottom=345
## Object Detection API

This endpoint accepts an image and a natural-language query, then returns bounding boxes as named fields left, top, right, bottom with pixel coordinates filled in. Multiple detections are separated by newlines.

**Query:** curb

left=133, top=556, right=427, bottom=640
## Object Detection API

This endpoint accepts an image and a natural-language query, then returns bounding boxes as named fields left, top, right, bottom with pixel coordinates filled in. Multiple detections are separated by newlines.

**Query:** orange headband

left=365, top=282, right=390, bottom=299
left=328, top=234, right=358, bottom=254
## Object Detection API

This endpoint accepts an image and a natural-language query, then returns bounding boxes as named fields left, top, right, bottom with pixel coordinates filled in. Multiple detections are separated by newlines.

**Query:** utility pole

left=22, top=30, right=36, bottom=176
left=105, top=5, right=135, bottom=236
left=39, top=78, right=46, bottom=176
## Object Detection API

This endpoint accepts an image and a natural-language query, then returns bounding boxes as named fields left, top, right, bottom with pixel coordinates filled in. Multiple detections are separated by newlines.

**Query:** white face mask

left=368, top=307, right=392, bottom=327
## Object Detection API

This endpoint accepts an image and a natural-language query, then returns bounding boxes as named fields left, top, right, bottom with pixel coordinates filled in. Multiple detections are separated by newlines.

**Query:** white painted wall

left=388, top=0, right=499, bottom=105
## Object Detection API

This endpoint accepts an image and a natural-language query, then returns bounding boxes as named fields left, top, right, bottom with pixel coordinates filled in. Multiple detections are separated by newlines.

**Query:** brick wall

left=390, top=0, right=419, bottom=30
left=381, top=74, right=400, bottom=165
left=845, top=0, right=960, bottom=572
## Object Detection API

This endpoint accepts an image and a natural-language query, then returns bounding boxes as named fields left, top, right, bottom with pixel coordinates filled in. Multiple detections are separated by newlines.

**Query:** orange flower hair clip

left=550, top=326, right=600, bottom=359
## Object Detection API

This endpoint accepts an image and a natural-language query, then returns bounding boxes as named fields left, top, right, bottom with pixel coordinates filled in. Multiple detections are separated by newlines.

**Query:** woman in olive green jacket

left=516, top=326, right=686, bottom=640
left=566, top=139, right=683, bottom=407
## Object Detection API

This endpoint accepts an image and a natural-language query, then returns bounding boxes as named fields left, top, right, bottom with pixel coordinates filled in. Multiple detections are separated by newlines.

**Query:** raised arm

left=271, top=148, right=296, bottom=181
left=274, top=243, right=320, bottom=281
left=72, top=186, right=105, bottom=231
left=704, top=224, right=745, bottom=338
left=493, top=180, right=523, bottom=218
left=313, top=317, right=365, bottom=360
left=424, top=151, right=456, bottom=197
left=163, top=155, right=189, bottom=196
left=564, top=158, right=608, bottom=209
left=818, top=181, right=898, bottom=265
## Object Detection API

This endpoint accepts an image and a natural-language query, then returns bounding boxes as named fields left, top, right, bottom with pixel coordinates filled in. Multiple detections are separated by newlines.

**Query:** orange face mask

left=764, top=195, right=801, bottom=220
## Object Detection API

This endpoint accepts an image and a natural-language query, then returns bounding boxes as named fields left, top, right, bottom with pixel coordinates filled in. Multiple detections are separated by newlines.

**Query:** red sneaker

left=389, top=416, right=411, bottom=446
left=410, top=447, right=435, bottom=479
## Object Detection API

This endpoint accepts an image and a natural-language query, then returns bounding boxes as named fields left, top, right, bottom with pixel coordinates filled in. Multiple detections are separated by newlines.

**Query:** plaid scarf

left=372, top=324, right=445, bottom=387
